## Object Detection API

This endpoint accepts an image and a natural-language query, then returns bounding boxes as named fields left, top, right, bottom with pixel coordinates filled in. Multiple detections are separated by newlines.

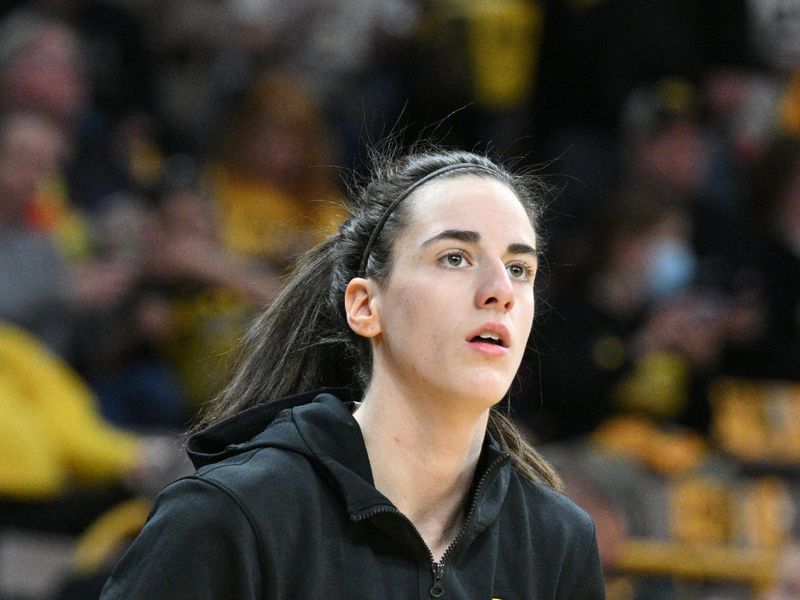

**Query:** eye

left=507, top=262, right=534, bottom=282
left=439, top=250, right=470, bottom=269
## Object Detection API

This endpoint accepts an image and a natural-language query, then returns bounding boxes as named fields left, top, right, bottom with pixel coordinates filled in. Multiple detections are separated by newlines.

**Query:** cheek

left=398, top=291, right=448, bottom=340
left=519, top=285, right=536, bottom=319
left=382, top=282, right=450, bottom=351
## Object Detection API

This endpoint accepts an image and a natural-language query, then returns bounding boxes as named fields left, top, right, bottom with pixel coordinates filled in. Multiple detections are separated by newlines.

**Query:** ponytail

left=194, top=235, right=359, bottom=430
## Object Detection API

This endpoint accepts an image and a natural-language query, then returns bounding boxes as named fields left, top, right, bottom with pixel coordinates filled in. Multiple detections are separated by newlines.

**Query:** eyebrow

left=421, top=229, right=480, bottom=247
left=507, top=242, right=539, bottom=258
left=421, top=229, right=538, bottom=257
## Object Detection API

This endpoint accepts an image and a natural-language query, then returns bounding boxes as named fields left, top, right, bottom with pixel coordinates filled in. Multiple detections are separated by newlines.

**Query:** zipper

left=352, top=451, right=510, bottom=599
left=353, top=505, right=442, bottom=596
left=427, top=452, right=508, bottom=597
left=430, top=562, right=445, bottom=597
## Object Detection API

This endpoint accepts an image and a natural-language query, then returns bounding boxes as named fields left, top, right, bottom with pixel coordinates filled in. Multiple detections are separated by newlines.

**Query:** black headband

left=358, top=163, right=500, bottom=276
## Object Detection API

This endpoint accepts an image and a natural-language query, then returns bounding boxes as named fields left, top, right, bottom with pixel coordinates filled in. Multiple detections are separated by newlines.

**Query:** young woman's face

left=371, top=175, right=537, bottom=410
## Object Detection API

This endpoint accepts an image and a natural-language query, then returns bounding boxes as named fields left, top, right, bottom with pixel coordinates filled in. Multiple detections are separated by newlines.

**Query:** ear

left=344, top=277, right=381, bottom=338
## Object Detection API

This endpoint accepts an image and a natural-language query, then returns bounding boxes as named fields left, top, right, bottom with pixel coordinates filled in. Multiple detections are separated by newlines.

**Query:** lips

left=466, top=323, right=511, bottom=349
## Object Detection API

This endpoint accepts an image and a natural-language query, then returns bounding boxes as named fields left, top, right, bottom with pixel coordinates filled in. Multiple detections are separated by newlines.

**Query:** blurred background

left=0, top=0, right=798, bottom=598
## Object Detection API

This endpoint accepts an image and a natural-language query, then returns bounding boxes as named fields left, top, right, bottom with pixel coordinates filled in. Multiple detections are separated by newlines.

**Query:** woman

left=101, top=148, right=605, bottom=599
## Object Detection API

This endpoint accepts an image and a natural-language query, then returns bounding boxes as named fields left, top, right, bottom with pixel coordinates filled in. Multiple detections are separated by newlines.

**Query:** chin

left=451, top=373, right=513, bottom=409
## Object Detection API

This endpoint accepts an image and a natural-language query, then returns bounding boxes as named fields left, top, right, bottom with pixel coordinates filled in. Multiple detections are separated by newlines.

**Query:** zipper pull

left=430, top=562, right=445, bottom=598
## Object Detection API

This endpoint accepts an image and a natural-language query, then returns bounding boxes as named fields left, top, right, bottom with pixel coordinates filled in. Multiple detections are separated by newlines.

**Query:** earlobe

left=344, top=277, right=381, bottom=338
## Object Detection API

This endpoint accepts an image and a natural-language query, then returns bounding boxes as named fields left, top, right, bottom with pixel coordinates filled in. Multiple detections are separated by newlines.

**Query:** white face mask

left=645, top=238, right=696, bottom=300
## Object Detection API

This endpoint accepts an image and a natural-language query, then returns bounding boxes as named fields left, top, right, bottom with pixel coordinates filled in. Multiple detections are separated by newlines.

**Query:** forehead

left=402, top=174, right=536, bottom=244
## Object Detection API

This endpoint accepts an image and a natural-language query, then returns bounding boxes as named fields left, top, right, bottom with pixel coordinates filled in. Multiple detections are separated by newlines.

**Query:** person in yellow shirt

left=207, top=69, right=343, bottom=270
left=161, top=70, right=344, bottom=407
left=0, top=323, right=187, bottom=532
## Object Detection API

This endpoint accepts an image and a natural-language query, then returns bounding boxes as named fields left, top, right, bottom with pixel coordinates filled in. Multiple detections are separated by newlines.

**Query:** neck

left=354, top=375, right=489, bottom=562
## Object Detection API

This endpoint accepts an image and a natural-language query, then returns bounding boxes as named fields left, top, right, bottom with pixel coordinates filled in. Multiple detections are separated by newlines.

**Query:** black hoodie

left=101, top=391, right=605, bottom=599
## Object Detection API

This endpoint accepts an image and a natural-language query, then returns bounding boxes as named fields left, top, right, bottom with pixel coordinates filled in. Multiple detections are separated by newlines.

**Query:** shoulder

left=509, top=470, right=598, bottom=543
left=191, top=445, right=325, bottom=513
left=110, top=476, right=264, bottom=573
left=139, top=447, right=318, bottom=539
left=505, top=473, right=606, bottom=596
left=147, top=475, right=259, bottom=535
left=102, top=477, right=266, bottom=599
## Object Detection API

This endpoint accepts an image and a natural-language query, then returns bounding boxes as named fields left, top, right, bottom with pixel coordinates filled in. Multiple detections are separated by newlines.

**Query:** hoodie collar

left=186, top=390, right=386, bottom=513
left=187, top=390, right=512, bottom=527
left=186, top=389, right=332, bottom=468
left=293, top=393, right=386, bottom=514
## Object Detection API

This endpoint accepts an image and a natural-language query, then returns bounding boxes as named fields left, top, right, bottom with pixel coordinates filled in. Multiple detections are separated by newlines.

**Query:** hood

left=186, top=389, right=384, bottom=514
left=186, top=389, right=332, bottom=468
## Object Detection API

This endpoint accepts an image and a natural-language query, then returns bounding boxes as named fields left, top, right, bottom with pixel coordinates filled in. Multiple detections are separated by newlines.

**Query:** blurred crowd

left=0, top=0, right=798, bottom=599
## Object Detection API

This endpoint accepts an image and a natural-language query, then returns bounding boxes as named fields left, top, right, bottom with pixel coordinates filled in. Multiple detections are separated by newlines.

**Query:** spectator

left=724, top=136, right=800, bottom=380
left=207, top=69, right=343, bottom=270
left=519, top=186, right=729, bottom=441
left=0, top=7, right=164, bottom=211
left=0, top=322, right=188, bottom=534
left=0, top=109, right=136, bottom=359
left=224, top=0, right=418, bottom=158
left=138, top=172, right=280, bottom=409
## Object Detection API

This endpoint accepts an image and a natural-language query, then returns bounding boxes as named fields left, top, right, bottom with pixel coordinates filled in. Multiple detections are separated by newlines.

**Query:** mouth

left=470, top=333, right=504, bottom=346
left=466, top=324, right=510, bottom=349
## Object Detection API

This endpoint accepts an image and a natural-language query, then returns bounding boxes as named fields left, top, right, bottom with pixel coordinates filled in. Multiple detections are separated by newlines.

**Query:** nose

left=475, top=260, right=515, bottom=312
